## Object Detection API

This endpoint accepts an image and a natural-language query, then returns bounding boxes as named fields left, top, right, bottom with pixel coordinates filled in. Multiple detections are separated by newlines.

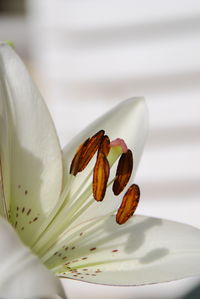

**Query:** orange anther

left=112, top=149, right=133, bottom=195
left=70, top=138, right=89, bottom=175
left=93, top=152, right=110, bottom=201
left=98, top=135, right=110, bottom=156
left=70, top=130, right=104, bottom=175
left=116, top=184, right=140, bottom=224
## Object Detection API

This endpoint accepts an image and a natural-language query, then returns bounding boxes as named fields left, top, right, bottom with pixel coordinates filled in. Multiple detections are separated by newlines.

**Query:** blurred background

left=1, top=0, right=200, bottom=298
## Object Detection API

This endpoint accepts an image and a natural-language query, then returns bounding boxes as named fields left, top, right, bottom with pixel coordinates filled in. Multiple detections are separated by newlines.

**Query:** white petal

left=0, top=217, right=66, bottom=299
left=44, top=214, right=200, bottom=285
left=0, top=44, right=63, bottom=245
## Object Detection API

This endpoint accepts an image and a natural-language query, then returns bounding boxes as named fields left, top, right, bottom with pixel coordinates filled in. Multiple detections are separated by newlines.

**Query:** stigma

left=69, top=130, right=140, bottom=225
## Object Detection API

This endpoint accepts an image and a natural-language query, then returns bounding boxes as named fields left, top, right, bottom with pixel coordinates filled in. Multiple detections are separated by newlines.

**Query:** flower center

left=70, top=130, right=140, bottom=225
left=32, top=130, right=140, bottom=257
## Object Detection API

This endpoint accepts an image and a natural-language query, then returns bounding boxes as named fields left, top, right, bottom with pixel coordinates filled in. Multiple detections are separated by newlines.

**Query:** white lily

left=0, top=43, right=200, bottom=299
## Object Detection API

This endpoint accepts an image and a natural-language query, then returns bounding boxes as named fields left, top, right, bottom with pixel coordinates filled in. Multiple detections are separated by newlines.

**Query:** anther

left=70, top=138, right=89, bottom=175
left=112, top=149, right=133, bottom=195
left=98, top=135, right=110, bottom=156
left=93, top=152, right=110, bottom=201
left=70, top=130, right=105, bottom=175
left=116, top=184, right=140, bottom=224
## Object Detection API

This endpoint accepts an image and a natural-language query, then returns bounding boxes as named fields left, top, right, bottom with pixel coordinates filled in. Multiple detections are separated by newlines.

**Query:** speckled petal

left=0, top=44, right=63, bottom=245
left=0, top=217, right=66, bottom=299
left=43, top=214, right=200, bottom=286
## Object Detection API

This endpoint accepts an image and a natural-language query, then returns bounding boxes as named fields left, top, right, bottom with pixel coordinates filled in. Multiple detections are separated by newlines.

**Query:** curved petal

left=0, top=217, right=66, bottom=299
left=0, top=43, right=63, bottom=245
left=43, top=214, right=200, bottom=286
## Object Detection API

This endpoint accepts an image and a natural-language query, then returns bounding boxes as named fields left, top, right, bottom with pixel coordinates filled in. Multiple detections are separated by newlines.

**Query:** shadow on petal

left=140, top=248, right=169, bottom=264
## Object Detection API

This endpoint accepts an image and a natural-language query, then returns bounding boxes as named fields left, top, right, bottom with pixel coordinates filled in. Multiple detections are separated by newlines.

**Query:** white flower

left=0, top=43, right=200, bottom=298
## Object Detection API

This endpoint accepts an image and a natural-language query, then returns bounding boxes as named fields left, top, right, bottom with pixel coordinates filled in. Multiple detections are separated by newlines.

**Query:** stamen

left=112, top=149, right=133, bottom=195
left=70, top=130, right=105, bottom=176
left=93, top=152, right=110, bottom=201
left=33, top=130, right=141, bottom=257
left=116, top=184, right=140, bottom=224
left=98, top=135, right=110, bottom=156
left=110, top=138, right=128, bottom=153
left=70, top=138, right=89, bottom=175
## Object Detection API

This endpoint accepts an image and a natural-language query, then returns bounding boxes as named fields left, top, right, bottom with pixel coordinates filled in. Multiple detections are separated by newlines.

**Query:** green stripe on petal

left=43, top=214, right=200, bottom=285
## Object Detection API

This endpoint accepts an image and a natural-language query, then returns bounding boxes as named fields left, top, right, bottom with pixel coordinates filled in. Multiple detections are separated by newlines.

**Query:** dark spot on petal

left=65, top=247, right=69, bottom=251
left=72, top=259, right=78, bottom=263
left=27, top=209, right=31, bottom=216
left=80, top=232, right=83, bottom=236
left=112, top=249, right=118, bottom=252
left=22, top=207, right=25, bottom=213
left=25, top=190, right=28, bottom=195
left=90, top=247, right=96, bottom=251
left=71, top=246, right=75, bottom=250
left=82, top=257, right=88, bottom=260
left=33, top=217, right=38, bottom=222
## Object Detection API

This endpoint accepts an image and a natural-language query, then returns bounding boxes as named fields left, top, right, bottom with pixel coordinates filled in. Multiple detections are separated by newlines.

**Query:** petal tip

left=124, top=96, right=149, bottom=134
left=126, top=96, right=148, bottom=113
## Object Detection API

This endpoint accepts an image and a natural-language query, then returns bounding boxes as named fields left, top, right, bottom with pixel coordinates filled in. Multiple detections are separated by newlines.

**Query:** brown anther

left=116, top=184, right=140, bottom=224
left=98, top=135, right=110, bottom=156
left=112, top=149, right=133, bottom=195
left=70, top=130, right=105, bottom=175
left=93, top=152, right=110, bottom=201
left=70, top=138, right=89, bottom=175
